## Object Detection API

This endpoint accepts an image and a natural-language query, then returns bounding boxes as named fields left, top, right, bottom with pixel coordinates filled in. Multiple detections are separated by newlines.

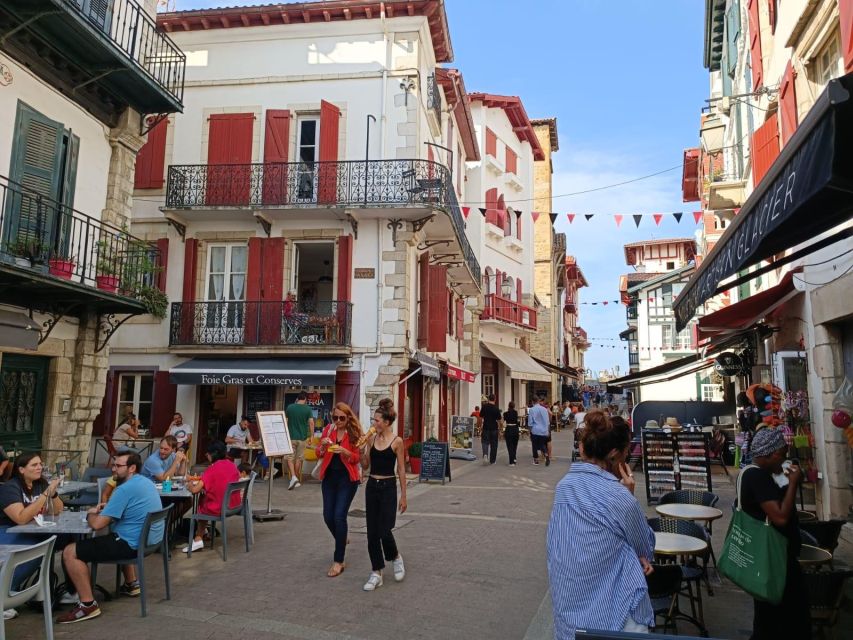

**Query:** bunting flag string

left=584, top=214, right=594, bottom=221
left=653, top=213, right=663, bottom=226
left=693, top=211, right=703, bottom=223
left=567, top=213, right=576, bottom=224
left=462, top=207, right=470, bottom=219
left=633, top=214, right=643, bottom=228
left=476, top=209, right=705, bottom=227
left=549, top=213, right=558, bottom=225
left=531, top=211, right=541, bottom=223
left=614, top=214, right=623, bottom=227
left=580, top=299, right=621, bottom=305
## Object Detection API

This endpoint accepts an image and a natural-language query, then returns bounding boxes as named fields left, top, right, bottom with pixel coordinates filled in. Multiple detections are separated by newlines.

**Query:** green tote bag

left=718, top=465, right=788, bottom=604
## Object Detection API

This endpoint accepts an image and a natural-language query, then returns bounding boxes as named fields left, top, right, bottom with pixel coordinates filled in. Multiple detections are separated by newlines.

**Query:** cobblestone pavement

left=9, top=430, right=852, bottom=639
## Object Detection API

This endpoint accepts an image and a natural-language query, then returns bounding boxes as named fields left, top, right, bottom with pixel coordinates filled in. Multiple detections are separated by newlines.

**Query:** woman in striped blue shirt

left=547, top=412, right=655, bottom=638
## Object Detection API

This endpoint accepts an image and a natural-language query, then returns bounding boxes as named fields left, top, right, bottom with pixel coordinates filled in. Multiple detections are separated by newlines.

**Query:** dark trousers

left=504, top=425, right=519, bottom=464
left=482, top=428, right=499, bottom=464
left=751, top=557, right=810, bottom=640
left=365, top=478, right=399, bottom=571
left=321, top=467, right=359, bottom=563
left=531, top=434, right=549, bottom=460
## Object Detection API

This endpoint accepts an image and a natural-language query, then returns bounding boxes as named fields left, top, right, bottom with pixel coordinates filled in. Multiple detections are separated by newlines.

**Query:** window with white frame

left=675, top=328, right=692, bottom=351
left=117, top=373, right=154, bottom=430
left=812, top=35, right=843, bottom=90
left=661, top=324, right=673, bottom=349
left=701, top=383, right=724, bottom=402
left=482, top=374, right=495, bottom=400
left=296, top=116, right=320, bottom=200
left=649, top=284, right=674, bottom=318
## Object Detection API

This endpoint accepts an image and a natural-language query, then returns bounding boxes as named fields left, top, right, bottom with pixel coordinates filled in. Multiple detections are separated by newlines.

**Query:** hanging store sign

left=713, top=352, right=743, bottom=377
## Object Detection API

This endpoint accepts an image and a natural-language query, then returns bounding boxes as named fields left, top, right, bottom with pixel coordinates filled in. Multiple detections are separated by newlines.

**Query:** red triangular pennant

left=531, top=211, right=541, bottom=222
left=693, top=211, right=703, bottom=224
left=462, top=207, right=471, bottom=219
left=567, top=213, right=576, bottom=224
left=614, top=214, right=623, bottom=227
left=653, top=213, right=663, bottom=226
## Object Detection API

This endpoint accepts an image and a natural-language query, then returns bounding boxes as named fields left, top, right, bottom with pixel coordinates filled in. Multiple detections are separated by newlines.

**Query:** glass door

left=295, top=117, right=319, bottom=202
left=200, top=244, right=247, bottom=344
left=0, top=354, right=48, bottom=452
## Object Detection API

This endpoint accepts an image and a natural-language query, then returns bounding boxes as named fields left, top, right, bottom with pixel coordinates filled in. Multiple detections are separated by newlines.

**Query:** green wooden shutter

left=6, top=102, right=64, bottom=248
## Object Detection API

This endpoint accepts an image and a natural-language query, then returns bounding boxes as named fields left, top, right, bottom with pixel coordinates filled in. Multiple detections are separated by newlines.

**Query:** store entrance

left=197, top=385, right=238, bottom=461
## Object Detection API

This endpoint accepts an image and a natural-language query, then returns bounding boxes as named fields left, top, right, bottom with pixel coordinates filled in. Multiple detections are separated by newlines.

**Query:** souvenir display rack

left=642, top=431, right=712, bottom=505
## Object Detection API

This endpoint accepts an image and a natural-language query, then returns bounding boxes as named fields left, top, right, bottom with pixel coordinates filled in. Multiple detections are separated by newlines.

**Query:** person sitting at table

left=547, top=411, right=655, bottom=637
left=113, top=414, right=140, bottom=441
left=141, top=436, right=187, bottom=482
left=225, top=416, right=255, bottom=464
left=166, top=413, right=193, bottom=454
left=183, top=441, right=241, bottom=554
left=0, top=452, right=66, bottom=618
left=237, top=462, right=253, bottom=479
left=58, top=451, right=163, bottom=624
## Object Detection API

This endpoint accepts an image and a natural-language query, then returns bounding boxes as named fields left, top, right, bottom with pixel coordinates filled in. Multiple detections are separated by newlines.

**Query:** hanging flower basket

left=96, top=275, right=120, bottom=293
left=48, top=258, right=75, bottom=280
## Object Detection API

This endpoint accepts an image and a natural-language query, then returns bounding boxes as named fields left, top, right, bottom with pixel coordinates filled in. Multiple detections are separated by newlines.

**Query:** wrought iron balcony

left=0, top=175, right=161, bottom=313
left=0, top=0, right=185, bottom=125
left=166, top=159, right=481, bottom=284
left=426, top=73, right=442, bottom=123
left=481, top=293, right=537, bottom=330
left=169, top=300, right=353, bottom=348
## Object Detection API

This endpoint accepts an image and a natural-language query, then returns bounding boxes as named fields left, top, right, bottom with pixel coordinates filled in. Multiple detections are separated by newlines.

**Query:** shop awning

left=697, top=270, right=802, bottom=340
left=674, top=72, right=853, bottom=331
left=413, top=352, right=441, bottom=380
left=482, top=342, right=551, bottom=382
left=169, top=357, right=342, bottom=386
left=445, top=363, right=476, bottom=383
left=532, top=356, right=580, bottom=380
left=607, top=353, right=703, bottom=387
left=0, top=309, right=39, bottom=351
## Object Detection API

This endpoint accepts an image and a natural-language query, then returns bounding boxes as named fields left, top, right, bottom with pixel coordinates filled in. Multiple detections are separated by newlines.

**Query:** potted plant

left=95, top=240, right=120, bottom=292
left=6, top=238, right=46, bottom=268
left=48, top=252, right=75, bottom=279
left=408, top=441, right=423, bottom=474
left=136, top=285, right=169, bottom=319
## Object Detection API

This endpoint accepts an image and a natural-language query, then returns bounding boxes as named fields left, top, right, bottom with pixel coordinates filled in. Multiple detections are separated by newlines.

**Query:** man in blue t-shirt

left=141, top=435, right=187, bottom=481
left=59, top=451, right=164, bottom=624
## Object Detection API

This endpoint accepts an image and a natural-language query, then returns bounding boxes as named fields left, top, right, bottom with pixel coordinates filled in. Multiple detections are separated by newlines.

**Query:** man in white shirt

left=528, top=399, right=551, bottom=466
left=166, top=413, right=193, bottom=453
left=225, top=416, right=255, bottom=464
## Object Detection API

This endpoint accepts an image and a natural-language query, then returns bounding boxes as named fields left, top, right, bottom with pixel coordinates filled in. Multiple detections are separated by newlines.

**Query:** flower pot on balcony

left=13, top=257, right=32, bottom=268
left=96, top=274, right=120, bottom=293
left=48, top=258, right=75, bottom=280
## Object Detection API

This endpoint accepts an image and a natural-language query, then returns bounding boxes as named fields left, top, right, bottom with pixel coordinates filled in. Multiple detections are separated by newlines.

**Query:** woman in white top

left=113, top=414, right=140, bottom=441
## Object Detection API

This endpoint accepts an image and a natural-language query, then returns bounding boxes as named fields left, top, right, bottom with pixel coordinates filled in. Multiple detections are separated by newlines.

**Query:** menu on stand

left=254, top=411, right=294, bottom=457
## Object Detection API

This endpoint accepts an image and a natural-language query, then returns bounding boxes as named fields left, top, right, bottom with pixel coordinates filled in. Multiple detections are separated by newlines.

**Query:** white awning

left=482, top=342, right=550, bottom=382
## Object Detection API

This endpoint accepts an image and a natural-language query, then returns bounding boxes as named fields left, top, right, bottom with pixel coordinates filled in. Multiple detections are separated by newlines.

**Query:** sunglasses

left=332, top=415, right=347, bottom=422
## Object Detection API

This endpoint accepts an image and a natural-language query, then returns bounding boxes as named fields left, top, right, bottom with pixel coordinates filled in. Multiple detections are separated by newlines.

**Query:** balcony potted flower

left=96, top=240, right=120, bottom=292
left=136, top=285, right=169, bottom=320
left=48, top=252, right=75, bottom=280
left=6, top=238, right=47, bottom=269
left=407, top=440, right=423, bottom=474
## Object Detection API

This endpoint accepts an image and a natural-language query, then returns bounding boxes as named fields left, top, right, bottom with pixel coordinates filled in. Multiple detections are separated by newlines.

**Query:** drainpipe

left=363, top=218, right=385, bottom=378
left=380, top=1, right=389, bottom=159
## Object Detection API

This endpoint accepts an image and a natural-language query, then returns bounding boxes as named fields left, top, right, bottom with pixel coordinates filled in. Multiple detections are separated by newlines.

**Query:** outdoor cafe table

left=798, top=544, right=832, bottom=568
left=7, top=511, right=93, bottom=536
left=655, top=503, right=723, bottom=524
left=653, top=531, right=709, bottom=636
left=157, top=483, right=196, bottom=546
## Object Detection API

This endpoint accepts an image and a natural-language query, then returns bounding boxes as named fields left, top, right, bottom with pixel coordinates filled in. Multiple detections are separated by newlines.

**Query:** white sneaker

left=482, top=455, right=488, bottom=465
left=362, top=572, right=383, bottom=591
left=182, top=539, right=204, bottom=553
left=392, top=555, right=405, bottom=582
left=3, top=609, right=17, bottom=620
left=60, top=590, right=79, bottom=605
left=288, top=476, right=298, bottom=490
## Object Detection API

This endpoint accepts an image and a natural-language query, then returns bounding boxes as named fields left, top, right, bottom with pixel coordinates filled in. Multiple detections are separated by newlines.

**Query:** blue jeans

left=321, top=467, right=359, bottom=563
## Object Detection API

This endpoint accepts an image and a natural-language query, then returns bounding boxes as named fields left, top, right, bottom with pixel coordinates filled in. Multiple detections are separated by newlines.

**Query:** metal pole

left=364, top=114, right=376, bottom=205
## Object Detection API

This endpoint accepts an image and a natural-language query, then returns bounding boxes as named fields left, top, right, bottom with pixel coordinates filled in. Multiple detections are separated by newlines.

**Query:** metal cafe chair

left=0, top=536, right=57, bottom=640
left=187, top=476, right=252, bottom=561
left=90, top=505, right=173, bottom=617
left=645, top=563, right=684, bottom=635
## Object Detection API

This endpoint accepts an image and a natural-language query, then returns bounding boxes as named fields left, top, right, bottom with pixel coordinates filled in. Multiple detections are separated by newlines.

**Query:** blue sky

left=171, top=0, right=708, bottom=375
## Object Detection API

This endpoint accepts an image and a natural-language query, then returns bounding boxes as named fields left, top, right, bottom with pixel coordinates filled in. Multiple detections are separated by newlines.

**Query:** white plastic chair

left=0, top=536, right=56, bottom=640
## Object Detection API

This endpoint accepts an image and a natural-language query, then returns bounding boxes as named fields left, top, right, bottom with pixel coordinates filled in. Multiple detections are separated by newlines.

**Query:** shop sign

left=354, top=268, right=375, bottom=279
left=199, top=374, right=306, bottom=386
left=450, top=415, right=475, bottom=450
left=446, top=365, right=476, bottom=383
left=713, top=352, right=742, bottom=377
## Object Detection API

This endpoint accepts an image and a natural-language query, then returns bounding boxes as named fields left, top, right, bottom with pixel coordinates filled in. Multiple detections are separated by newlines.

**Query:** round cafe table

left=798, top=544, right=832, bottom=568
left=654, top=531, right=708, bottom=556
left=655, top=503, right=723, bottom=524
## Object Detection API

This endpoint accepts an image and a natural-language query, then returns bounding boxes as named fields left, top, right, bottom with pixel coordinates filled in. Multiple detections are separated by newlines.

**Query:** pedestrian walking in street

left=361, top=398, right=408, bottom=592
left=547, top=410, right=655, bottom=638
left=528, top=397, right=551, bottom=465
left=315, top=402, right=362, bottom=578
left=478, top=394, right=502, bottom=465
left=284, top=391, right=315, bottom=488
left=503, top=401, right=520, bottom=465
left=734, top=428, right=810, bottom=640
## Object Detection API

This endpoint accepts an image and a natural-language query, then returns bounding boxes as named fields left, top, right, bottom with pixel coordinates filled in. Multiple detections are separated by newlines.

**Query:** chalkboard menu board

left=418, top=441, right=451, bottom=484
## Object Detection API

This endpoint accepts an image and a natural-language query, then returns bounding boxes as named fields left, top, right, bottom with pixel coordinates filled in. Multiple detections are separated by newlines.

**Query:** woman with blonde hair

left=315, top=402, right=362, bottom=577
left=360, top=398, right=408, bottom=591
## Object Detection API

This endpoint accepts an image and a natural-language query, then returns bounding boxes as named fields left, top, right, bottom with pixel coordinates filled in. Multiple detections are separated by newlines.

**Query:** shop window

left=482, top=374, right=495, bottom=399
left=291, top=241, right=335, bottom=311
left=117, top=373, right=153, bottom=430
left=701, top=384, right=724, bottom=402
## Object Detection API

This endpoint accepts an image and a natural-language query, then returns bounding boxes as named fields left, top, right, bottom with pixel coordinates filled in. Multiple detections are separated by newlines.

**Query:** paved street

left=10, top=430, right=853, bottom=639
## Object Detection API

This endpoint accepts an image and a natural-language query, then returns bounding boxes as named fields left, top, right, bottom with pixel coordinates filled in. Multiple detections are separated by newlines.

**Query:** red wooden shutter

left=151, top=370, right=177, bottom=438
left=779, top=62, right=798, bottom=146
left=259, top=237, right=285, bottom=344
left=336, top=234, right=353, bottom=302
left=767, top=0, right=776, bottom=33
left=485, top=127, right=497, bottom=157
left=841, top=0, right=853, bottom=73
left=92, top=368, right=118, bottom=438
left=245, top=238, right=263, bottom=344
left=263, top=109, right=291, bottom=204
left=207, top=113, right=254, bottom=205
left=485, top=187, right=498, bottom=226
left=180, top=239, right=198, bottom=343
left=455, top=297, right=464, bottom=338
left=134, top=118, right=168, bottom=189
left=156, top=238, right=169, bottom=293
left=750, top=113, right=780, bottom=186
left=318, top=100, right=341, bottom=204
left=427, top=264, right=448, bottom=352
left=516, top=211, right=522, bottom=241
left=505, top=148, right=517, bottom=175
left=747, top=0, right=763, bottom=91
left=517, top=277, right=522, bottom=303
left=446, top=289, right=453, bottom=336
left=417, top=252, right=430, bottom=348
left=335, top=371, right=360, bottom=409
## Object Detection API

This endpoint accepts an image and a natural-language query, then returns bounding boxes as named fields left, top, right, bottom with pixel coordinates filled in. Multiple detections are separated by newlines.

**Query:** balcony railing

left=65, top=0, right=185, bottom=107
left=0, top=175, right=159, bottom=299
left=169, top=300, right=353, bottom=347
left=166, top=159, right=481, bottom=284
left=426, top=73, right=442, bottom=123
left=481, top=294, right=537, bottom=330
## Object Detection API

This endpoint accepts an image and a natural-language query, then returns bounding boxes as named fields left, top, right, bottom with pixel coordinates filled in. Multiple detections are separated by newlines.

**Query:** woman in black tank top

left=359, top=398, right=407, bottom=592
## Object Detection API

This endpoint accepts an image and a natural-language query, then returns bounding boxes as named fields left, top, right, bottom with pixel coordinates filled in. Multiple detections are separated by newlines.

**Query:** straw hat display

left=664, top=417, right=682, bottom=432
left=644, top=419, right=660, bottom=429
